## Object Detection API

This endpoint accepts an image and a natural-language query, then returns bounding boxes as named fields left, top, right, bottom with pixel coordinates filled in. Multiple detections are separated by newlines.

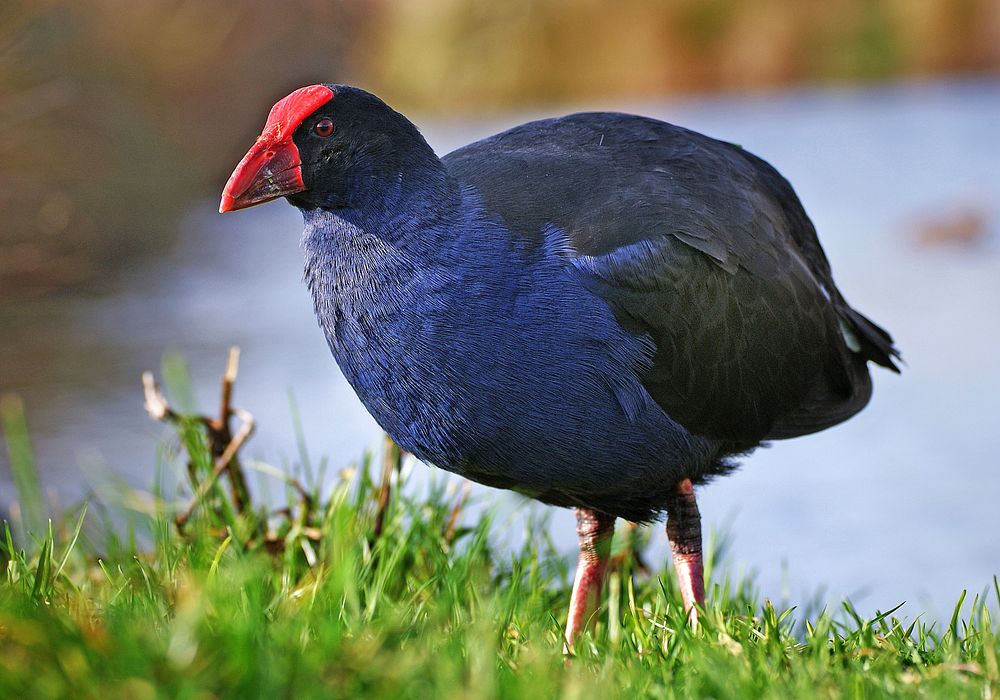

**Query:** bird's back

left=443, top=112, right=899, bottom=445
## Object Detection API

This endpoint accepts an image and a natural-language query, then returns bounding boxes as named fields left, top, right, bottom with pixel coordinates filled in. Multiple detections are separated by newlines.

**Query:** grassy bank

left=1, top=380, right=998, bottom=698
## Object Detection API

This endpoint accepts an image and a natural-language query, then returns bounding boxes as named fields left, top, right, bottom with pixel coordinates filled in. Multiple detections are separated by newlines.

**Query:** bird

left=220, top=84, right=900, bottom=647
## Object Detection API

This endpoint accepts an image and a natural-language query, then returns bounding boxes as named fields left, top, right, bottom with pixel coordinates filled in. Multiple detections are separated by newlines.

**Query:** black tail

left=766, top=305, right=900, bottom=440
left=844, top=307, right=902, bottom=372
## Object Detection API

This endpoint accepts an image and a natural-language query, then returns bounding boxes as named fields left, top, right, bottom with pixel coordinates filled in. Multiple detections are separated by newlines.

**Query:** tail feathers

left=765, top=360, right=873, bottom=439
left=766, top=306, right=900, bottom=441
left=843, top=307, right=902, bottom=372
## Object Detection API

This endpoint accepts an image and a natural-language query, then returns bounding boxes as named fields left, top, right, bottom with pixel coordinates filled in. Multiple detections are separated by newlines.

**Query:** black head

left=220, top=84, right=443, bottom=214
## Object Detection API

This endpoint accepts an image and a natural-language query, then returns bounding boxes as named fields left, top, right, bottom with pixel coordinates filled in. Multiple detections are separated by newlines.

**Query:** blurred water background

left=2, top=1, right=999, bottom=619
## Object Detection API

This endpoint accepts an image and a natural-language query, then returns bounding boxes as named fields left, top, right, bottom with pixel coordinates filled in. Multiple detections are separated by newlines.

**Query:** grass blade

left=949, top=589, right=968, bottom=641
left=53, top=503, right=89, bottom=582
left=1, top=394, right=46, bottom=537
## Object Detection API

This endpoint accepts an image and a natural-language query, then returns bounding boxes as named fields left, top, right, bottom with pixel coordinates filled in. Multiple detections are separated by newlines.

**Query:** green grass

left=1, top=394, right=998, bottom=698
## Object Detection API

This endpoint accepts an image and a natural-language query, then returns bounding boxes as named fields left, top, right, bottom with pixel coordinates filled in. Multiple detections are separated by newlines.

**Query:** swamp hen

left=220, top=84, right=900, bottom=647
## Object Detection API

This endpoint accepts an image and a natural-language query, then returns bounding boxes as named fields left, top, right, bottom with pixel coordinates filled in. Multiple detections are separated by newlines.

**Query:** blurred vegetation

left=370, top=0, right=1000, bottom=110
left=0, top=0, right=361, bottom=296
left=1, top=0, right=998, bottom=297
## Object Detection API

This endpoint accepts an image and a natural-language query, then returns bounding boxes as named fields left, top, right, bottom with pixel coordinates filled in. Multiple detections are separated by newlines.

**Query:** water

left=2, top=79, right=998, bottom=619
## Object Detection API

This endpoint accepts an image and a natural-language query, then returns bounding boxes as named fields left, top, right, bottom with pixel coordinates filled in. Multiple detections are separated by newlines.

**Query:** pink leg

left=666, top=478, right=704, bottom=626
left=564, top=508, right=616, bottom=650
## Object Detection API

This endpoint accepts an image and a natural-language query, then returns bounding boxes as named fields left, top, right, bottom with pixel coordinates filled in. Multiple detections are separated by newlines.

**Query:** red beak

left=219, top=84, right=335, bottom=213
left=219, top=129, right=305, bottom=213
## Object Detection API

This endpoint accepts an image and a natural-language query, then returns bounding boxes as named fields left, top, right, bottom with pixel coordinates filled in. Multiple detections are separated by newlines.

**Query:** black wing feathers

left=443, top=112, right=900, bottom=443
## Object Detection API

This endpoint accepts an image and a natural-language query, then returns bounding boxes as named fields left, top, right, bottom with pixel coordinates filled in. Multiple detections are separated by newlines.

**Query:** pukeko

left=220, top=84, right=900, bottom=646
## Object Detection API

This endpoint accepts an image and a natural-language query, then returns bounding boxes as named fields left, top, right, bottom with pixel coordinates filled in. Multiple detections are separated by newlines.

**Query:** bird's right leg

left=665, top=478, right=704, bottom=626
left=564, top=508, right=616, bottom=651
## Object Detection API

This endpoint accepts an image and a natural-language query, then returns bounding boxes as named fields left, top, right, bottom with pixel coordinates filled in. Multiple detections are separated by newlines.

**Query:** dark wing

left=444, top=113, right=900, bottom=444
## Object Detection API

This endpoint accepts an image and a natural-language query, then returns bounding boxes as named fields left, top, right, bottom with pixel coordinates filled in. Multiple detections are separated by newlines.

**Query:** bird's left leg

left=666, top=478, right=704, bottom=626
left=564, top=508, right=616, bottom=650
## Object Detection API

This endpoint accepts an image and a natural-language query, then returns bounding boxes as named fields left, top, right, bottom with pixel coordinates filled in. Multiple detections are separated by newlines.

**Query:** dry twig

left=173, top=406, right=255, bottom=528
left=373, top=435, right=402, bottom=539
left=444, top=481, right=472, bottom=545
left=142, top=346, right=256, bottom=530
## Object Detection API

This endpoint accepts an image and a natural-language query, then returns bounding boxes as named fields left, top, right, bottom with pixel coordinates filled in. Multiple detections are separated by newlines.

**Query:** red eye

left=314, top=118, right=334, bottom=137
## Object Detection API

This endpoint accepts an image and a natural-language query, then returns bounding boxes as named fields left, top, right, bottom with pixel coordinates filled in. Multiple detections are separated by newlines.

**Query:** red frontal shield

left=220, top=85, right=334, bottom=213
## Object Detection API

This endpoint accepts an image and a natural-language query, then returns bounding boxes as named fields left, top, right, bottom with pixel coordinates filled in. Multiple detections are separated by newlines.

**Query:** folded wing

left=444, top=112, right=899, bottom=444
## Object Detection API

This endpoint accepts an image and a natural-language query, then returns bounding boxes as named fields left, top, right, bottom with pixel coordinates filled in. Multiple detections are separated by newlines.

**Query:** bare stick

left=444, top=481, right=472, bottom=544
left=143, top=349, right=256, bottom=529
left=142, top=371, right=178, bottom=423
left=373, top=435, right=401, bottom=539
left=214, top=347, right=251, bottom=515
left=218, top=346, right=240, bottom=424
left=175, top=407, right=255, bottom=529
left=270, top=478, right=315, bottom=520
